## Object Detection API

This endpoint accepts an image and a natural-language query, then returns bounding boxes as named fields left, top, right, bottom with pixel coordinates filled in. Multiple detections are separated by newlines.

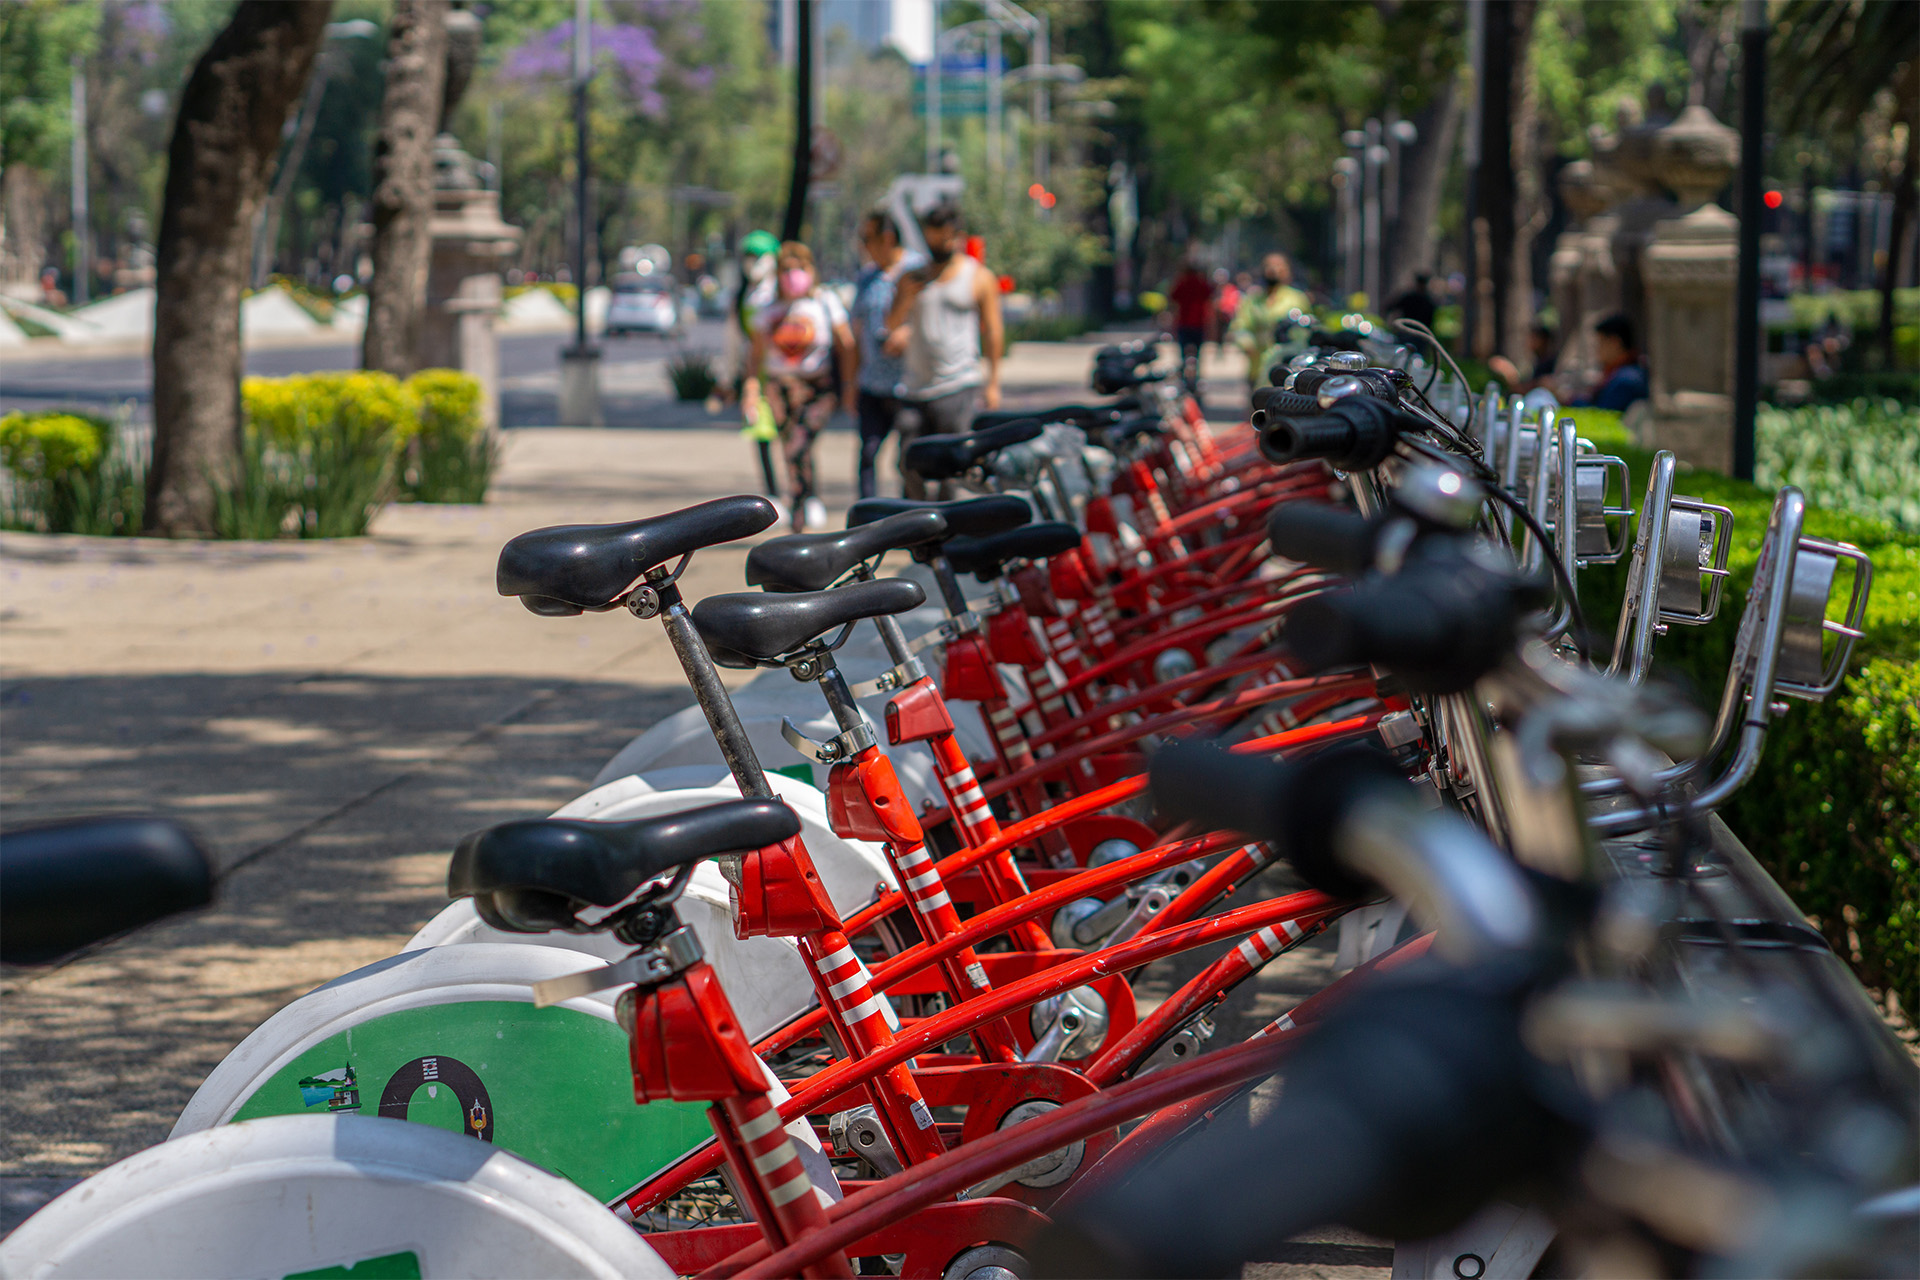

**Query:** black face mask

left=1264, top=273, right=1285, bottom=286
left=928, top=244, right=956, bottom=265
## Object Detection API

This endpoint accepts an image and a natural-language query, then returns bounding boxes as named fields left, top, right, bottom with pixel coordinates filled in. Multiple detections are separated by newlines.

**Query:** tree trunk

left=1473, top=1, right=1516, bottom=358
left=147, top=1, right=333, bottom=537
left=362, top=0, right=449, bottom=379
left=1504, top=0, right=1545, bottom=369
left=0, top=165, right=48, bottom=289
left=1388, top=72, right=1463, bottom=290
left=1880, top=68, right=1919, bottom=368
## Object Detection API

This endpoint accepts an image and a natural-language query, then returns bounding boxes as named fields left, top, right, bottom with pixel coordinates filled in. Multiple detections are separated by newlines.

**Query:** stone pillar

left=422, top=140, right=520, bottom=432
left=1549, top=161, right=1605, bottom=390
left=1637, top=103, right=1740, bottom=472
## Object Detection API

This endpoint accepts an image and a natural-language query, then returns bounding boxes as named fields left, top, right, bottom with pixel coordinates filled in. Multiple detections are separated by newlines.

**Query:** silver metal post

left=70, top=56, right=89, bottom=306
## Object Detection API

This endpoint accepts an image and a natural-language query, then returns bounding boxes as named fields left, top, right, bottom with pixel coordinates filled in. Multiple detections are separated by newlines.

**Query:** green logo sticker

left=234, top=1000, right=714, bottom=1203
left=285, top=1249, right=423, bottom=1279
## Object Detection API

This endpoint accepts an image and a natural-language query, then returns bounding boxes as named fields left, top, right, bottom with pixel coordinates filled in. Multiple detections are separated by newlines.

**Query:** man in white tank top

left=884, top=203, right=1004, bottom=497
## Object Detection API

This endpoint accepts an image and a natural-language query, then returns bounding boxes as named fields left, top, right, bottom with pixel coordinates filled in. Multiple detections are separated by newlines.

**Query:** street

left=0, top=319, right=729, bottom=429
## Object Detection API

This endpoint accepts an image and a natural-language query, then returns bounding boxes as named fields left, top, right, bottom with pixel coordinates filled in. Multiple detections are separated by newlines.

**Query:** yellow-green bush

left=399, top=369, right=493, bottom=504
left=0, top=410, right=142, bottom=535
left=234, top=369, right=493, bottom=532
left=242, top=371, right=418, bottom=450
left=0, top=411, right=109, bottom=478
left=409, top=369, right=484, bottom=442
left=1573, top=408, right=1920, bottom=1016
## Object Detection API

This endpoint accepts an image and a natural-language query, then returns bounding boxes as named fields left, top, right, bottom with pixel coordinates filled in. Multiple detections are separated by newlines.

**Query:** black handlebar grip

left=1148, top=739, right=1401, bottom=900
left=1266, top=503, right=1379, bottom=574
left=1248, top=387, right=1324, bottom=426
left=1261, top=397, right=1414, bottom=471
left=1286, top=555, right=1529, bottom=694
left=1288, top=367, right=1335, bottom=396
left=1048, top=964, right=1556, bottom=1278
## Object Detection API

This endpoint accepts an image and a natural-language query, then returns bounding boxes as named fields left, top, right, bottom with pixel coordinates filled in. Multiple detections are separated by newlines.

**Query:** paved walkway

left=0, top=340, right=1362, bottom=1258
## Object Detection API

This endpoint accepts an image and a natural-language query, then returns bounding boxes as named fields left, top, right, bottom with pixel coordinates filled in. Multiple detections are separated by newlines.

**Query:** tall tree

left=0, top=1, right=96, bottom=290
left=1505, top=0, right=1544, bottom=369
left=1387, top=75, right=1463, bottom=291
left=147, top=1, right=332, bottom=537
left=362, top=0, right=449, bottom=379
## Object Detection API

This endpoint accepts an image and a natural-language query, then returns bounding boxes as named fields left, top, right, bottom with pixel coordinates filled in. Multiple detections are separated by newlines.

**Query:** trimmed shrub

left=401, top=368, right=494, bottom=504
left=0, top=410, right=144, bottom=535
left=1757, top=399, right=1920, bottom=534
left=1804, top=370, right=1920, bottom=405
left=233, top=372, right=411, bottom=538
left=1572, top=407, right=1920, bottom=1016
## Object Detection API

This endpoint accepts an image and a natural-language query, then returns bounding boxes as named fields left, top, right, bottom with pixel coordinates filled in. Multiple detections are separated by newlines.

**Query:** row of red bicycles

left=6, top=332, right=1913, bottom=1280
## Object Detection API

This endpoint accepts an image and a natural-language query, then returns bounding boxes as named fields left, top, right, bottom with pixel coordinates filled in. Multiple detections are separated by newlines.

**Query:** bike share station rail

left=1, top=327, right=1913, bottom=1280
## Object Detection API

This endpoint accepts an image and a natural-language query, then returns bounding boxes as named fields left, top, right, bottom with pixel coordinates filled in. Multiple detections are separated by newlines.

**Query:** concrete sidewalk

left=0, top=341, right=1286, bottom=1214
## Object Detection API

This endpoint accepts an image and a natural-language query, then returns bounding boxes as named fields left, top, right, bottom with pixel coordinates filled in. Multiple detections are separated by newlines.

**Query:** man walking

left=849, top=209, right=925, bottom=498
left=886, top=203, right=1003, bottom=499
left=1168, top=252, right=1215, bottom=403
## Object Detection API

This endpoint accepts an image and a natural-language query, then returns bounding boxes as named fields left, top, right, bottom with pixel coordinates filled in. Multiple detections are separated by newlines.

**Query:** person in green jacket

left=1228, top=252, right=1312, bottom=392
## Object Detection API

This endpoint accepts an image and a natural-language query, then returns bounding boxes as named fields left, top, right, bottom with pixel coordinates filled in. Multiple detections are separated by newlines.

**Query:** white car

left=604, top=274, right=679, bottom=337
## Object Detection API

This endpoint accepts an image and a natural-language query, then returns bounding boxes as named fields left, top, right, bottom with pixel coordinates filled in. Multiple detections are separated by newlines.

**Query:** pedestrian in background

left=1168, top=252, right=1215, bottom=405
left=885, top=203, right=1003, bottom=499
left=1213, top=268, right=1240, bottom=358
left=1228, top=252, right=1312, bottom=392
left=849, top=209, right=926, bottom=499
left=1575, top=312, right=1649, bottom=411
left=742, top=242, right=857, bottom=532
left=1384, top=271, right=1437, bottom=332
left=726, top=230, right=784, bottom=512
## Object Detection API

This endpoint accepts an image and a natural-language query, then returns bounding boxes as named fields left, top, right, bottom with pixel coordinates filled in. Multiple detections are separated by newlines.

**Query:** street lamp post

left=926, top=0, right=941, bottom=173
left=70, top=54, right=87, bottom=306
left=1385, top=117, right=1418, bottom=295
left=1363, top=118, right=1385, bottom=307
left=1733, top=0, right=1765, bottom=482
left=1340, top=130, right=1367, bottom=302
left=984, top=1, right=1079, bottom=214
left=559, top=0, right=602, bottom=427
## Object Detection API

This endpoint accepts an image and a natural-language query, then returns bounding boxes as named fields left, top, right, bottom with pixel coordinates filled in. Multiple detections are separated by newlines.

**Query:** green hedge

left=1571, top=408, right=1919, bottom=1017
left=1755, top=399, right=1920, bottom=535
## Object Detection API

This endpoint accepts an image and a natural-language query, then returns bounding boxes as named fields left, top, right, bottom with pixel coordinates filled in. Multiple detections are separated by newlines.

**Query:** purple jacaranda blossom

left=503, top=20, right=697, bottom=116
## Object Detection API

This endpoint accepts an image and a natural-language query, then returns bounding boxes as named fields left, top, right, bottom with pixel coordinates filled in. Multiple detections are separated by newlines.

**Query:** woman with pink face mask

left=742, top=242, right=858, bottom=532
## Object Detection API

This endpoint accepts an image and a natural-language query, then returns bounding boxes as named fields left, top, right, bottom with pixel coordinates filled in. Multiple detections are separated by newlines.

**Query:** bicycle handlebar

left=1285, top=551, right=1544, bottom=694
left=1045, top=960, right=1561, bottom=1278
left=1247, top=387, right=1323, bottom=426
left=1258, top=397, right=1423, bottom=471
left=1148, top=742, right=1403, bottom=901
left=1265, top=502, right=1381, bottom=575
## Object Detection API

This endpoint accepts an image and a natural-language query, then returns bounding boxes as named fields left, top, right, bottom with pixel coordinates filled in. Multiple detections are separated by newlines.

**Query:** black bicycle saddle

left=901, top=418, right=1045, bottom=481
left=1088, top=414, right=1166, bottom=450
left=745, top=509, right=948, bottom=593
left=498, top=495, right=777, bottom=616
left=944, top=521, right=1085, bottom=582
left=692, top=577, right=927, bottom=667
left=972, top=405, right=1120, bottom=433
left=846, top=495, right=1032, bottom=546
left=449, top=799, right=801, bottom=934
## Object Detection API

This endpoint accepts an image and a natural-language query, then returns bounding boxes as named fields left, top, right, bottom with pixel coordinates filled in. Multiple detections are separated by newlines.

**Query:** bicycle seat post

left=638, top=564, right=775, bottom=803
